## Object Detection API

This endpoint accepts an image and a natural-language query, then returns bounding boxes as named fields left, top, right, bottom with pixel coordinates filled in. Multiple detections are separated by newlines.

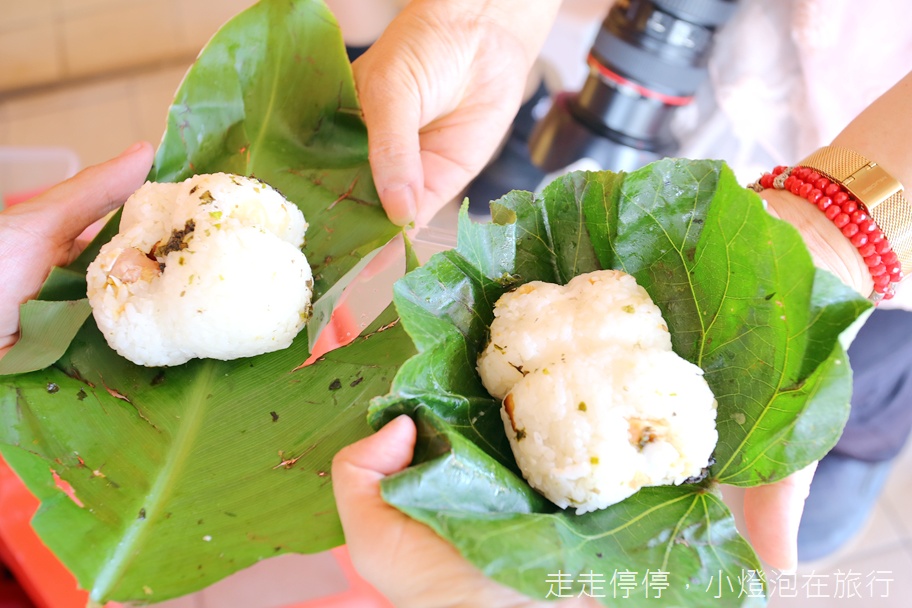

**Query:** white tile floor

left=2, top=2, right=912, bottom=606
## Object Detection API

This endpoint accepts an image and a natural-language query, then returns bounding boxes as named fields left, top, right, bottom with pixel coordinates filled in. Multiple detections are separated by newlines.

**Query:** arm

left=353, top=0, right=562, bottom=226
left=744, top=69, right=912, bottom=569
left=762, top=70, right=912, bottom=301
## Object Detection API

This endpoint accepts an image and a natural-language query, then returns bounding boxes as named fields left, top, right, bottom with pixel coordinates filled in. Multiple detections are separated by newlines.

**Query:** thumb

left=331, top=415, right=417, bottom=558
left=743, top=461, right=818, bottom=571
left=353, top=55, right=422, bottom=227
left=13, top=141, right=154, bottom=245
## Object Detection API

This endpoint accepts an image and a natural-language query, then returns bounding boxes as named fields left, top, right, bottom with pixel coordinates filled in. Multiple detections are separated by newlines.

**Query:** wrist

left=761, top=187, right=873, bottom=297
left=436, top=0, right=562, bottom=65
left=752, top=147, right=910, bottom=301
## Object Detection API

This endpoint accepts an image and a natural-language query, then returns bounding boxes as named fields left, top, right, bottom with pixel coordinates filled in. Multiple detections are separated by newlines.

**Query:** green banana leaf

left=370, top=160, right=871, bottom=606
left=0, top=0, right=409, bottom=603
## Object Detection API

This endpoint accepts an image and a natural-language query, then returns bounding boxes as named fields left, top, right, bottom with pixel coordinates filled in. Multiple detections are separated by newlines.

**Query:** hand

left=762, top=187, right=873, bottom=298
left=737, top=186, right=872, bottom=571
left=0, top=141, right=154, bottom=359
left=353, top=0, right=560, bottom=227
left=332, top=415, right=598, bottom=608
left=335, top=428, right=813, bottom=604
left=743, top=461, right=818, bottom=570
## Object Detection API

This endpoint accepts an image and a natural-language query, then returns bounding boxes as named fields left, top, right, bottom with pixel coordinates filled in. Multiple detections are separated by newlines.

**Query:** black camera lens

left=530, top=0, right=739, bottom=173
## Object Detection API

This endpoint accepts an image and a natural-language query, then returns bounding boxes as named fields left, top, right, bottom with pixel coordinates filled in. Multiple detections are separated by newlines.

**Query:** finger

left=12, top=141, right=154, bottom=246
left=331, top=415, right=417, bottom=557
left=353, top=54, right=422, bottom=226
left=332, top=416, right=599, bottom=608
left=743, top=461, right=818, bottom=570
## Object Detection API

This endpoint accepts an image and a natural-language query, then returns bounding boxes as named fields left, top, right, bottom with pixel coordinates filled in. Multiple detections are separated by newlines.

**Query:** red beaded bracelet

left=750, top=165, right=902, bottom=301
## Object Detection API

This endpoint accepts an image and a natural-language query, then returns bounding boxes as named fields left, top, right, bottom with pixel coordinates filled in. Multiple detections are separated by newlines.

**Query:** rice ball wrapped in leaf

left=477, top=269, right=717, bottom=514
left=87, top=173, right=312, bottom=367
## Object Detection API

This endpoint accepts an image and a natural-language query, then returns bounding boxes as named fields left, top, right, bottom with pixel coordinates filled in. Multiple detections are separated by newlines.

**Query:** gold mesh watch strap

left=799, top=146, right=912, bottom=277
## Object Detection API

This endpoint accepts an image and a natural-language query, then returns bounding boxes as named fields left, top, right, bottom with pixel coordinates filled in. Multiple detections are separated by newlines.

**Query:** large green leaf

left=370, top=160, right=870, bottom=605
left=1, top=309, right=414, bottom=603
left=0, top=0, right=407, bottom=603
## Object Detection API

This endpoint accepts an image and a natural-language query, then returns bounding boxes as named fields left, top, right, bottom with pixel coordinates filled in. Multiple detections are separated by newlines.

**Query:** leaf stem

left=90, top=364, right=216, bottom=602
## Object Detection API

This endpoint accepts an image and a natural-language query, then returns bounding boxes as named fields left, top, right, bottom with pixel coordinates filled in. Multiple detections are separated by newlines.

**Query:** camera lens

left=593, top=0, right=735, bottom=97
left=530, top=0, right=739, bottom=173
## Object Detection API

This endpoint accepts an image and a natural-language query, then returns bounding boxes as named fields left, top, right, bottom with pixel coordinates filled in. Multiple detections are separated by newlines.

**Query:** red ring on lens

left=587, top=54, right=694, bottom=106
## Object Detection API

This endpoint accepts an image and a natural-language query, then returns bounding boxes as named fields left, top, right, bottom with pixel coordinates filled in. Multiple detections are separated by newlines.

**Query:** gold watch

left=799, top=145, right=912, bottom=279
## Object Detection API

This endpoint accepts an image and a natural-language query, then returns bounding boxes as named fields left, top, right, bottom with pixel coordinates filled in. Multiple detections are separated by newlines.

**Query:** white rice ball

left=477, top=270, right=718, bottom=514
left=87, top=173, right=313, bottom=367
left=477, top=270, right=671, bottom=401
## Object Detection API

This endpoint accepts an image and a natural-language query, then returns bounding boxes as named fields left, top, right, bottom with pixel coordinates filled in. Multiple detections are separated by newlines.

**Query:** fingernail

left=120, top=141, right=146, bottom=156
left=382, top=185, right=417, bottom=227
left=382, top=414, right=416, bottom=438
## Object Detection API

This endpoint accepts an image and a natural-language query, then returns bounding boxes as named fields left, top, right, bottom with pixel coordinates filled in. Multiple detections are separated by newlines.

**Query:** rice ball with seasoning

left=86, top=173, right=313, bottom=367
left=476, top=269, right=717, bottom=514
left=477, top=271, right=672, bottom=401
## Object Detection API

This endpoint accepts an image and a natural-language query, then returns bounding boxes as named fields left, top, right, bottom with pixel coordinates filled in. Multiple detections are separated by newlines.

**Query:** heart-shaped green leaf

left=0, top=0, right=407, bottom=603
left=370, top=160, right=870, bottom=605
